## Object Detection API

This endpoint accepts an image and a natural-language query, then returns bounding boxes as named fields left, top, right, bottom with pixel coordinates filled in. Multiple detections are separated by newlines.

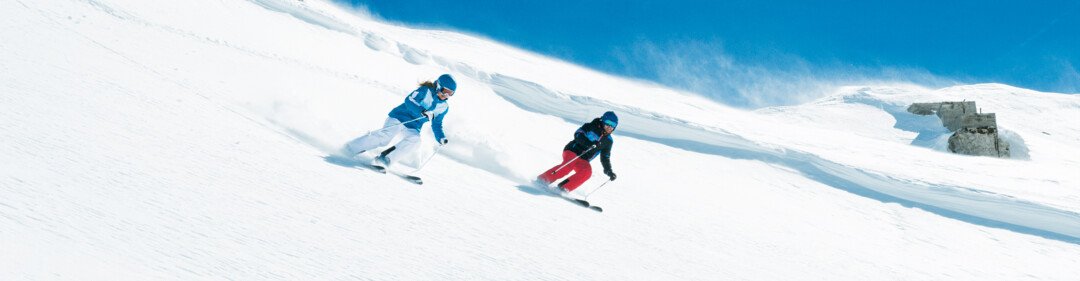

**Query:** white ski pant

left=345, top=117, right=421, bottom=163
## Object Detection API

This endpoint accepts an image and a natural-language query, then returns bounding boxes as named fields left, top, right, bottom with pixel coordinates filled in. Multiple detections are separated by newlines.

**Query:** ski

left=324, top=155, right=387, bottom=174
left=372, top=164, right=423, bottom=185
left=563, top=197, right=602, bottom=212
left=358, top=161, right=421, bottom=185
left=399, top=174, right=423, bottom=185
left=570, top=196, right=604, bottom=211
left=365, top=164, right=387, bottom=174
left=372, top=147, right=423, bottom=184
left=533, top=180, right=603, bottom=212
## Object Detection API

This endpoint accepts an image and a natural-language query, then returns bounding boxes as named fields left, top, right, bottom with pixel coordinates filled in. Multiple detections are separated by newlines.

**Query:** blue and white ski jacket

left=388, top=85, right=449, bottom=141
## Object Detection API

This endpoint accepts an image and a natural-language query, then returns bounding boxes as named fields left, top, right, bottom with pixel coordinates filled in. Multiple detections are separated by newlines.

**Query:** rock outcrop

left=907, top=101, right=1010, bottom=158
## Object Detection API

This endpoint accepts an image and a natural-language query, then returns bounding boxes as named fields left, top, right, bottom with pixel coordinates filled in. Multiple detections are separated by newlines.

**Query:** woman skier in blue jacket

left=343, top=74, right=456, bottom=167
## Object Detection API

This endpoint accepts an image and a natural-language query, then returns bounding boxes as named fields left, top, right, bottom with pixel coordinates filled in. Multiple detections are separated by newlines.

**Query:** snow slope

left=2, top=0, right=1079, bottom=279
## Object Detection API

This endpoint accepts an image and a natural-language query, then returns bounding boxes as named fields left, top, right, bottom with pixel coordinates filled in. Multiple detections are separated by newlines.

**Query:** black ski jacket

left=563, top=118, right=614, bottom=172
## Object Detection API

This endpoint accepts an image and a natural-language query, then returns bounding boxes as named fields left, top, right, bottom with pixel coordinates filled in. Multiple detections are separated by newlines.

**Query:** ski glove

left=422, top=110, right=435, bottom=120
left=604, top=169, right=616, bottom=181
left=439, top=138, right=449, bottom=145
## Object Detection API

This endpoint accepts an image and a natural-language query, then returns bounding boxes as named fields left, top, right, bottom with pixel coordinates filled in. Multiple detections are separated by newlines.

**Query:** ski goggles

left=603, top=120, right=617, bottom=128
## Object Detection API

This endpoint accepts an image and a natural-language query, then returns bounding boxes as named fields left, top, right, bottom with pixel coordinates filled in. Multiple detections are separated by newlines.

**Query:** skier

left=535, top=111, right=619, bottom=195
left=342, top=74, right=456, bottom=169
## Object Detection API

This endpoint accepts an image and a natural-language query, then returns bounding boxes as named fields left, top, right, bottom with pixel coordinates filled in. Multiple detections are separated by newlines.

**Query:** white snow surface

left=3, top=0, right=1080, bottom=279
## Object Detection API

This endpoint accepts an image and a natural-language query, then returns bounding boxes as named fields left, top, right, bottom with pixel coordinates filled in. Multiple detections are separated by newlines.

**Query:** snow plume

left=613, top=38, right=958, bottom=108
left=327, top=0, right=378, bottom=21
left=1054, top=60, right=1080, bottom=93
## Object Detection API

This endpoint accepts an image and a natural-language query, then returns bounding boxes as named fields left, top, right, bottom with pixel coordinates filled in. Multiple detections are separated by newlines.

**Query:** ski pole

left=408, top=144, right=443, bottom=174
left=549, top=145, right=597, bottom=175
left=363, top=116, right=427, bottom=137
left=584, top=179, right=610, bottom=200
left=549, top=130, right=609, bottom=175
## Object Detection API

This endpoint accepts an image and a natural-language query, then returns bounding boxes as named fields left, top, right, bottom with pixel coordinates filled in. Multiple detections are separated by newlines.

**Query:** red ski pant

left=538, top=150, right=592, bottom=192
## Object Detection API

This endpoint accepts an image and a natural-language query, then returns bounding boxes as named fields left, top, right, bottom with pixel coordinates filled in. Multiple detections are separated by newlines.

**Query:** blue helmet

left=601, top=111, right=618, bottom=128
left=436, top=74, right=456, bottom=92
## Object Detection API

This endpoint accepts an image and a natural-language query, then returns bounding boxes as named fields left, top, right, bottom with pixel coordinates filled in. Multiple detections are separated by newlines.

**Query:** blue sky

left=339, top=0, right=1080, bottom=107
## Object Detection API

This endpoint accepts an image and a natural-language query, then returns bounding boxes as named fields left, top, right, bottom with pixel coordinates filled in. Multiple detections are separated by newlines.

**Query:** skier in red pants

left=536, top=111, right=618, bottom=194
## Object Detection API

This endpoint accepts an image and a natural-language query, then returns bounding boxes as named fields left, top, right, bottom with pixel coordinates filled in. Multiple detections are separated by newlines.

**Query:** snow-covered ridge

left=249, top=0, right=1080, bottom=240
left=3, top=0, right=1079, bottom=279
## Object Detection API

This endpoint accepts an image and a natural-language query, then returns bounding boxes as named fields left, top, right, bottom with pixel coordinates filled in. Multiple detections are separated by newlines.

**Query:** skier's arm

left=432, top=107, right=448, bottom=142
left=600, top=142, right=613, bottom=172
left=600, top=140, right=615, bottom=181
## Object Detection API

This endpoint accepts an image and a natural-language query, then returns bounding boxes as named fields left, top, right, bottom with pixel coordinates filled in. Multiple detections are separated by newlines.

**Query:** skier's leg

left=539, top=150, right=577, bottom=183
left=561, top=159, right=592, bottom=192
left=345, top=118, right=403, bottom=155
left=383, top=128, right=421, bottom=165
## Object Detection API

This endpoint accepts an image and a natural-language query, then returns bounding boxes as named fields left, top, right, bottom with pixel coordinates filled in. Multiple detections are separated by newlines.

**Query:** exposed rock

left=948, top=127, right=1011, bottom=157
left=907, top=101, right=1010, bottom=158
left=907, top=101, right=977, bottom=131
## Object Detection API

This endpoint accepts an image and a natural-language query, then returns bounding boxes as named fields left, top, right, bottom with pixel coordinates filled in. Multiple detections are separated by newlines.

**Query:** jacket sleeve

left=432, top=107, right=448, bottom=141
left=600, top=139, right=613, bottom=172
